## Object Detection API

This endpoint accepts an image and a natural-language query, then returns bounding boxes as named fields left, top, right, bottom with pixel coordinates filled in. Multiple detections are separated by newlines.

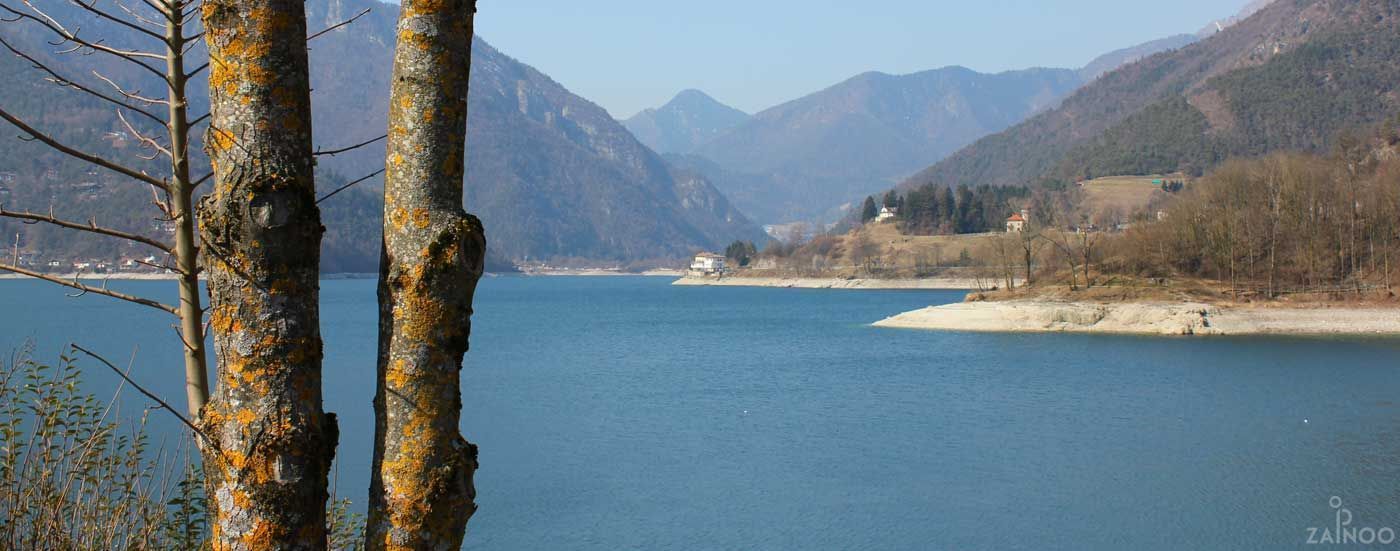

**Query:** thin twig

left=0, top=263, right=178, bottom=314
left=306, top=7, right=369, bottom=41
left=0, top=35, right=164, bottom=125
left=0, top=106, right=169, bottom=191
left=0, top=2, right=169, bottom=82
left=117, top=109, right=172, bottom=159
left=314, top=134, right=385, bottom=157
left=0, top=206, right=173, bottom=252
left=66, top=0, right=166, bottom=41
left=92, top=70, right=169, bottom=106
left=70, top=344, right=220, bottom=452
left=316, top=169, right=383, bottom=204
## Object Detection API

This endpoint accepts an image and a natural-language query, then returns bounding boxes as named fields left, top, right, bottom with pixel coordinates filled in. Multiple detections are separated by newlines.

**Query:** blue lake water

left=3, top=276, right=1400, bottom=549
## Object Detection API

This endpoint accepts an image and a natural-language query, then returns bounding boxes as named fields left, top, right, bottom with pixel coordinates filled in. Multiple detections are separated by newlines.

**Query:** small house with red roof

left=1006, top=210, right=1029, bottom=233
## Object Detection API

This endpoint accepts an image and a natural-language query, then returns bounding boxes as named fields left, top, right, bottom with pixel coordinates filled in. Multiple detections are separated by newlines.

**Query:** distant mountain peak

left=622, top=89, right=750, bottom=155
left=669, top=88, right=726, bottom=105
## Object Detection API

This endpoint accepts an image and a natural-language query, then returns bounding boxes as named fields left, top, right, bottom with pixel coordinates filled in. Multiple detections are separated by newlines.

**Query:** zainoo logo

left=1306, top=496, right=1398, bottom=545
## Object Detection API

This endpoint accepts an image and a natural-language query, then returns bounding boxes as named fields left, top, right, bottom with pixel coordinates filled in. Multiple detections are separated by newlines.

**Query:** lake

left=3, top=276, right=1400, bottom=549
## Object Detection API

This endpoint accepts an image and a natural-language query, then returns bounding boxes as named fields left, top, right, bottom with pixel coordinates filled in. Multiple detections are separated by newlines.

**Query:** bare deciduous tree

left=0, top=0, right=210, bottom=416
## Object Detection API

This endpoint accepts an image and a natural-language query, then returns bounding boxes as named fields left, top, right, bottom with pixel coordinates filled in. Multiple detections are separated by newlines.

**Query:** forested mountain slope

left=902, top=0, right=1400, bottom=191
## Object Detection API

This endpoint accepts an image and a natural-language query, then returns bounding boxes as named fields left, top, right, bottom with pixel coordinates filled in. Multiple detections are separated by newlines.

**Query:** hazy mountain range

left=619, top=29, right=1231, bottom=225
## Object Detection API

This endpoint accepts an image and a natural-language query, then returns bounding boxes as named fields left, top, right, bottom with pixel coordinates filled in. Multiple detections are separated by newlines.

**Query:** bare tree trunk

left=366, top=0, right=483, bottom=548
left=164, top=0, right=209, bottom=417
left=199, top=0, right=336, bottom=547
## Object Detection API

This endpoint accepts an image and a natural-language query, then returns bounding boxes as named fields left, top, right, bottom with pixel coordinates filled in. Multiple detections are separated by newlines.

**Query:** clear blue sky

left=473, top=0, right=1252, bottom=119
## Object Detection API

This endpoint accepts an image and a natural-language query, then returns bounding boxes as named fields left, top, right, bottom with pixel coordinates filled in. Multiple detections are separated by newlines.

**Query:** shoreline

left=520, top=269, right=684, bottom=277
left=672, top=276, right=986, bottom=290
left=0, top=270, right=680, bottom=281
left=873, top=300, right=1400, bottom=337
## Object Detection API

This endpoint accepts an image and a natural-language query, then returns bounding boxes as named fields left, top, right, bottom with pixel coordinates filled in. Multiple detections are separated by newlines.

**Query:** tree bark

left=198, top=0, right=337, bottom=548
left=366, top=0, right=484, bottom=549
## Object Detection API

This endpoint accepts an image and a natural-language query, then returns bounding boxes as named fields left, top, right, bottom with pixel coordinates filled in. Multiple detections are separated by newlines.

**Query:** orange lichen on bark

left=411, top=208, right=431, bottom=229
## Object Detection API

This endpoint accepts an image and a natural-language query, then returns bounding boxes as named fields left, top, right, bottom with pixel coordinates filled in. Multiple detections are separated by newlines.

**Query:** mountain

left=306, top=0, right=765, bottom=263
left=0, top=0, right=764, bottom=268
left=621, top=90, right=750, bottom=155
left=668, top=32, right=1202, bottom=226
left=1078, top=34, right=1198, bottom=81
left=689, top=67, right=1085, bottom=224
left=901, top=0, right=1400, bottom=193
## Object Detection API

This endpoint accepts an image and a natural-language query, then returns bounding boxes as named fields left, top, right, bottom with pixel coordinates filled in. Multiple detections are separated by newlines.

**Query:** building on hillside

left=876, top=206, right=898, bottom=222
left=1006, top=210, right=1029, bottom=233
left=689, top=252, right=727, bottom=276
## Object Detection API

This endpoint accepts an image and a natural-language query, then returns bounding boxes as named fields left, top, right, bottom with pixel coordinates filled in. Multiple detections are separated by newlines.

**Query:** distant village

left=2, top=160, right=177, bottom=275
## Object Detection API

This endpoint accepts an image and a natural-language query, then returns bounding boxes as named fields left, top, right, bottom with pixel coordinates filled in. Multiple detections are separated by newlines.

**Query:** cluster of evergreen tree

left=724, top=240, right=759, bottom=266
left=895, top=183, right=1029, bottom=235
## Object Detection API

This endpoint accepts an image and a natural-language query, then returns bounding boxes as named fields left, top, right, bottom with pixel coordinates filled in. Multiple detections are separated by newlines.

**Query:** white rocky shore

left=672, top=276, right=983, bottom=290
left=873, top=300, right=1400, bottom=336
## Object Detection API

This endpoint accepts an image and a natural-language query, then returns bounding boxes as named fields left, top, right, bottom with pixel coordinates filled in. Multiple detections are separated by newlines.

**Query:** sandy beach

left=873, top=300, right=1400, bottom=336
left=672, top=276, right=991, bottom=290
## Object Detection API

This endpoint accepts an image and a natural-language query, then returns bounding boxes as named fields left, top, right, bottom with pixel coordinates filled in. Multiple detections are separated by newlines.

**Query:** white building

left=876, top=206, right=898, bottom=222
left=689, top=252, right=726, bottom=276
left=1006, top=212, right=1028, bottom=233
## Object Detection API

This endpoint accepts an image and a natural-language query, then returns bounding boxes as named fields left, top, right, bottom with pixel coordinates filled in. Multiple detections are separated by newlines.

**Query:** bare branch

left=66, top=0, right=167, bottom=41
left=0, top=2, right=169, bottom=81
left=118, top=109, right=172, bottom=159
left=112, top=0, right=168, bottom=28
left=70, top=344, right=222, bottom=452
left=92, top=70, right=169, bottom=105
left=190, top=171, right=212, bottom=188
left=316, top=169, right=383, bottom=204
left=0, top=106, right=169, bottom=191
left=185, top=61, right=207, bottom=78
left=148, top=181, right=174, bottom=220
left=140, top=0, right=168, bottom=17
left=0, top=35, right=164, bottom=125
left=306, top=7, right=369, bottom=42
left=133, top=256, right=172, bottom=271
left=188, top=112, right=209, bottom=127
left=314, top=134, right=385, bottom=157
left=0, top=263, right=178, bottom=314
left=0, top=205, right=174, bottom=252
